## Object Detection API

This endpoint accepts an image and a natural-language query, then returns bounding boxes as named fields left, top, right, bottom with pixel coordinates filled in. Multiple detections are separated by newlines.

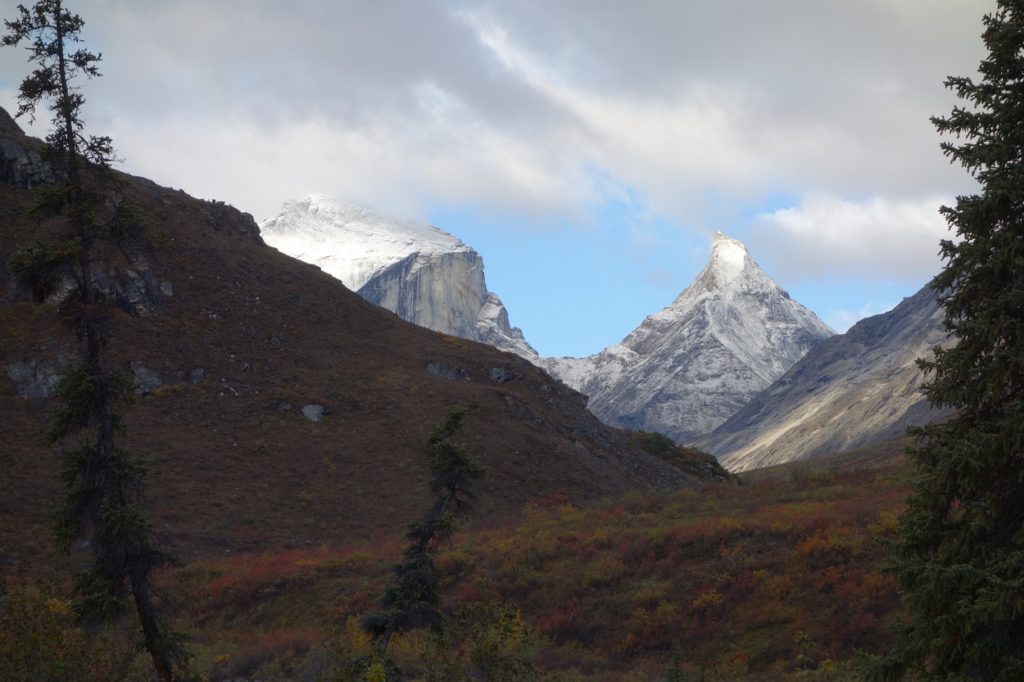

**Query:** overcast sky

left=0, top=0, right=995, bottom=356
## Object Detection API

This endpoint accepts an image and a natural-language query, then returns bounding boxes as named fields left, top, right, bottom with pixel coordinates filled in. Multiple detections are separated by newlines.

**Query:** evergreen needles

left=870, top=2, right=1024, bottom=680
left=3, top=2, right=187, bottom=679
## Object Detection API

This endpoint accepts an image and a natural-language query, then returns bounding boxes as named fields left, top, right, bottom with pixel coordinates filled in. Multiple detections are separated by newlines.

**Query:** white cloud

left=748, top=192, right=952, bottom=282
left=104, top=104, right=583, bottom=222
left=1, top=0, right=993, bottom=275
left=453, top=4, right=983, bottom=234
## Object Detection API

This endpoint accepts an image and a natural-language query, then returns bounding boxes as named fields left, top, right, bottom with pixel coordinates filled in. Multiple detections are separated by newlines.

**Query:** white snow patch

left=708, top=231, right=749, bottom=284
left=259, top=195, right=469, bottom=291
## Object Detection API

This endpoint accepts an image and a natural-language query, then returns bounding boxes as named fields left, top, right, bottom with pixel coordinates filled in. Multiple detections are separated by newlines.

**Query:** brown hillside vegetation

left=2, top=449, right=911, bottom=680
left=0, top=114, right=727, bottom=568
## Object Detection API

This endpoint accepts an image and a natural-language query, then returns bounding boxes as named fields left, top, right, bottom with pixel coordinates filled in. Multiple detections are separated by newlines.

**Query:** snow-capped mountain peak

left=707, top=231, right=750, bottom=285
left=258, top=196, right=536, bottom=357
left=540, top=232, right=833, bottom=442
left=260, top=195, right=469, bottom=291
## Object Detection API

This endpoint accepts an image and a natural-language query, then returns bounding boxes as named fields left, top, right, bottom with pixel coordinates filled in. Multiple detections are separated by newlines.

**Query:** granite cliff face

left=541, top=234, right=834, bottom=442
left=356, top=249, right=487, bottom=341
left=698, top=283, right=950, bottom=471
left=259, top=196, right=536, bottom=356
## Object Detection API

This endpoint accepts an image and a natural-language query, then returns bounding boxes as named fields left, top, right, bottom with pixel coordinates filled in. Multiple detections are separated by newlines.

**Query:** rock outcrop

left=357, top=249, right=487, bottom=341
left=259, top=196, right=536, bottom=356
left=0, top=107, right=171, bottom=314
left=475, top=292, right=536, bottom=356
left=540, top=233, right=834, bottom=442
left=5, top=356, right=69, bottom=399
left=698, top=283, right=951, bottom=471
left=0, top=108, right=51, bottom=189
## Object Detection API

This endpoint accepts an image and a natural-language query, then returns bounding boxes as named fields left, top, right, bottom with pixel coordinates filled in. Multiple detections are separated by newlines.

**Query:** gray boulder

left=301, top=404, right=328, bottom=422
left=131, top=362, right=163, bottom=395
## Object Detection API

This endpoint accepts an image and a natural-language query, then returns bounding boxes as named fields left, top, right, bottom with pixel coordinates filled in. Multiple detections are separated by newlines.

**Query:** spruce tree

left=3, top=2, right=186, bottom=679
left=870, top=2, right=1024, bottom=679
left=363, top=406, right=484, bottom=664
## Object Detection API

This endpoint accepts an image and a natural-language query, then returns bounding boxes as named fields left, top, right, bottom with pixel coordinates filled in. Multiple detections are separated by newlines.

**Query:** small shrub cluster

left=632, top=430, right=732, bottom=480
left=0, top=579, right=151, bottom=681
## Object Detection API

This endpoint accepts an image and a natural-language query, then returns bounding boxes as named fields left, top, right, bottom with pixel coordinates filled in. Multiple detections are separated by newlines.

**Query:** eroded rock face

left=359, top=249, right=488, bottom=341
left=0, top=108, right=20, bottom=136
left=539, top=233, right=834, bottom=442
left=0, top=108, right=172, bottom=317
left=41, top=250, right=173, bottom=318
left=475, top=292, right=536, bottom=357
left=697, top=284, right=951, bottom=472
left=0, top=138, right=49, bottom=189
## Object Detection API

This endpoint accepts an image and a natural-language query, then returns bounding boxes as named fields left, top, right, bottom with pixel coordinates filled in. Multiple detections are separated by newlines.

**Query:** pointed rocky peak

left=547, top=230, right=835, bottom=441
left=702, top=231, right=758, bottom=289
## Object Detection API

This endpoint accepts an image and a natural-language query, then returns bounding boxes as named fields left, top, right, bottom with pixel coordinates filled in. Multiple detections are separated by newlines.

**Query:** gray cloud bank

left=0, top=0, right=995, bottom=283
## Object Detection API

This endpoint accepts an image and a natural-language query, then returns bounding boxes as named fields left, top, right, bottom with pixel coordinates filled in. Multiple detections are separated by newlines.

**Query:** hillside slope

left=698, top=284, right=950, bottom=471
left=0, top=111, right=724, bottom=566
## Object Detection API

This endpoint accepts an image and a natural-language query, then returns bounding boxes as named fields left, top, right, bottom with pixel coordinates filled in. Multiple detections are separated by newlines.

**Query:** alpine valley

left=261, top=199, right=899, bottom=451
left=5, top=0, right=1010, bottom=675
left=0, top=111, right=728, bottom=566
left=0, top=103, right=950, bottom=680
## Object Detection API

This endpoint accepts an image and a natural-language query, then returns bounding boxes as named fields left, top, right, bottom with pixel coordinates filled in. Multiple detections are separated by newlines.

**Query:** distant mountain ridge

left=261, top=201, right=835, bottom=444
left=259, top=196, right=536, bottom=357
left=539, top=233, right=834, bottom=441
left=253, top=195, right=954, bottom=476
left=0, top=107, right=727, bottom=563
left=698, top=283, right=951, bottom=471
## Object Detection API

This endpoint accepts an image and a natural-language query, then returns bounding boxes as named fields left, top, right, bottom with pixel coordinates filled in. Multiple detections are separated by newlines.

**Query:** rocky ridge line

left=697, top=283, right=951, bottom=471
